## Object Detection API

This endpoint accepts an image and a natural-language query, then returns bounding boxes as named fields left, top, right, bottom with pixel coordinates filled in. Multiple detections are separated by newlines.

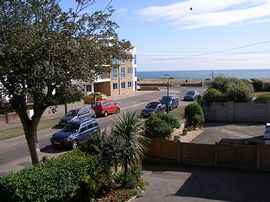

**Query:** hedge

left=185, top=103, right=204, bottom=127
left=0, top=150, right=111, bottom=202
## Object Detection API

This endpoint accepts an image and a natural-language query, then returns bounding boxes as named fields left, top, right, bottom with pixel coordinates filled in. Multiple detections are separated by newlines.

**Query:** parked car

left=92, top=100, right=120, bottom=117
left=51, top=118, right=100, bottom=149
left=160, top=95, right=179, bottom=111
left=264, top=123, right=270, bottom=145
left=141, top=102, right=166, bottom=117
left=58, top=107, right=96, bottom=126
left=184, top=90, right=200, bottom=101
left=84, top=92, right=107, bottom=104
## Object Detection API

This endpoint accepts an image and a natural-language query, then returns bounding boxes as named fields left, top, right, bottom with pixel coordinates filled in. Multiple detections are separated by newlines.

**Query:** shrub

left=144, top=115, right=173, bottom=139
left=155, top=112, right=180, bottom=128
left=226, top=80, right=254, bottom=102
left=202, top=88, right=225, bottom=103
left=251, top=78, right=265, bottom=92
left=185, top=103, right=204, bottom=128
left=254, top=94, right=270, bottom=103
left=0, top=150, right=111, bottom=202
left=209, top=76, right=254, bottom=103
left=182, top=128, right=188, bottom=136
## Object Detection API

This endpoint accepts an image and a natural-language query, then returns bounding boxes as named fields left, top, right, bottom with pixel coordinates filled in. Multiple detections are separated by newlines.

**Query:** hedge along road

left=0, top=87, right=206, bottom=175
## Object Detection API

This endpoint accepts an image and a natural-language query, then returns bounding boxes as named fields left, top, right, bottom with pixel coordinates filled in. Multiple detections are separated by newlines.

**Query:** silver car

left=58, top=107, right=96, bottom=126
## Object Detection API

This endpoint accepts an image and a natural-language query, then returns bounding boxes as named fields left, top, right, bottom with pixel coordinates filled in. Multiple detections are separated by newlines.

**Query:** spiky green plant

left=112, top=111, right=149, bottom=179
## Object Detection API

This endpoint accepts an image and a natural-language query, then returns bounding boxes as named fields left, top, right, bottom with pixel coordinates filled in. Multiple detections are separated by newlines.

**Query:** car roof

left=69, top=117, right=97, bottom=125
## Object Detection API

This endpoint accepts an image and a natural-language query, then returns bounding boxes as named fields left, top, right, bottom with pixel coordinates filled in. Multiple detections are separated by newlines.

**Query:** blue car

left=184, top=90, right=200, bottom=101
left=160, top=95, right=179, bottom=111
left=141, top=102, right=166, bottom=117
left=51, top=118, right=100, bottom=149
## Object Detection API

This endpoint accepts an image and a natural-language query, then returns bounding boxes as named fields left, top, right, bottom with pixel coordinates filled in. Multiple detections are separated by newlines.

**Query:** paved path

left=134, top=162, right=270, bottom=202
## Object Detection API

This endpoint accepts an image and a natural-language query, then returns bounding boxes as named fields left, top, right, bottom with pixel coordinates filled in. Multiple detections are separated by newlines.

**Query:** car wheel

left=72, top=140, right=78, bottom=149
left=104, top=111, right=108, bottom=117
left=116, top=108, right=120, bottom=114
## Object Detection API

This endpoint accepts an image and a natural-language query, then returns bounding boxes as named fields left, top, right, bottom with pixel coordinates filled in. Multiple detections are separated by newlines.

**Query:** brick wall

left=203, top=102, right=270, bottom=123
left=146, top=139, right=270, bottom=171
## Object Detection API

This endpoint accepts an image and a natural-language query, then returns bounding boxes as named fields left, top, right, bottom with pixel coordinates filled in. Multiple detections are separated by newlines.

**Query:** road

left=0, top=87, right=205, bottom=175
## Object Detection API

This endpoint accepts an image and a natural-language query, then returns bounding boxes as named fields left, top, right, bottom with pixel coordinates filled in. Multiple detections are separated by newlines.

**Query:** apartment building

left=84, top=48, right=137, bottom=97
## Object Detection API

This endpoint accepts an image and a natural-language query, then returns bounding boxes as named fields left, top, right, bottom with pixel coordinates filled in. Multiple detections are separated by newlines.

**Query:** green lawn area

left=253, top=91, right=270, bottom=97
left=0, top=118, right=59, bottom=141
left=169, top=106, right=185, bottom=122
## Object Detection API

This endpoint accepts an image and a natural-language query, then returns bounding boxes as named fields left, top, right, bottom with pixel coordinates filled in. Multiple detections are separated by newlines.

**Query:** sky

left=61, top=0, right=270, bottom=72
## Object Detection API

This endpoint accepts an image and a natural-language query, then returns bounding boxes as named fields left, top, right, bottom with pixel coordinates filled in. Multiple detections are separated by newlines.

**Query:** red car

left=92, top=100, right=120, bottom=117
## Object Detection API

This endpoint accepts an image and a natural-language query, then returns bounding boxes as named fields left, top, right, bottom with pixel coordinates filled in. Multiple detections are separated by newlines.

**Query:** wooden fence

left=147, top=139, right=270, bottom=171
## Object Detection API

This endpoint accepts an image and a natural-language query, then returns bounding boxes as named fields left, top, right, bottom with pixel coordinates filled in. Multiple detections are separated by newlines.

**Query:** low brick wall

left=138, top=86, right=160, bottom=91
left=147, top=139, right=270, bottom=171
left=202, top=102, right=270, bottom=123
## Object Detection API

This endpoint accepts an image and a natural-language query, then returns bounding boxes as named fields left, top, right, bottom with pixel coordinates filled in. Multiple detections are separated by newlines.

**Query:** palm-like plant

left=112, top=111, right=149, bottom=178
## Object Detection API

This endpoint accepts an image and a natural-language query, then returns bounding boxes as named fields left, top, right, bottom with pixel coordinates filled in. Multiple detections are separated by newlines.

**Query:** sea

left=137, top=69, right=270, bottom=80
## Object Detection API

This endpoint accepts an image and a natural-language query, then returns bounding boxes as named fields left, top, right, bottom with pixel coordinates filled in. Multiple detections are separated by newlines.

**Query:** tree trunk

left=24, top=124, right=40, bottom=165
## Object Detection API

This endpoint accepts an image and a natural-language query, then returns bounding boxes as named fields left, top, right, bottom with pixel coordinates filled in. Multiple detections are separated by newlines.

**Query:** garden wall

left=147, top=139, right=270, bottom=171
left=202, top=102, right=270, bottom=123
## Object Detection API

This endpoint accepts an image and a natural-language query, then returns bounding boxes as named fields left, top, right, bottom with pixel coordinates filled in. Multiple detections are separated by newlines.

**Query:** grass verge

left=168, top=106, right=185, bottom=122
left=0, top=118, right=59, bottom=141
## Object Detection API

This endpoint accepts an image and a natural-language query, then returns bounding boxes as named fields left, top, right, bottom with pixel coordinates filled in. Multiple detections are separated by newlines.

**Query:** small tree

left=185, top=103, right=204, bottom=128
left=0, top=0, right=132, bottom=164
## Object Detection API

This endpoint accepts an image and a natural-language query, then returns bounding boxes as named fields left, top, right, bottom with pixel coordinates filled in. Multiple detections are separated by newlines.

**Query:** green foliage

left=208, top=76, right=254, bottom=103
left=0, top=101, right=14, bottom=114
left=182, top=128, right=188, bottom=136
left=251, top=78, right=265, bottom=92
left=155, top=112, right=180, bottom=128
left=185, top=103, right=204, bottom=128
left=144, top=114, right=173, bottom=139
left=202, top=88, right=225, bottom=103
left=226, top=80, right=254, bottom=102
left=0, top=150, right=111, bottom=202
left=254, top=94, right=270, bottom=103
left=112, top=111, right=149, bottom=179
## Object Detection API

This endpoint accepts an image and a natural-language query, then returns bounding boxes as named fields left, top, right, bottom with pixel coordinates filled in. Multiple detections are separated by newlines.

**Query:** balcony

left=95, top=73, right=110, bottom=83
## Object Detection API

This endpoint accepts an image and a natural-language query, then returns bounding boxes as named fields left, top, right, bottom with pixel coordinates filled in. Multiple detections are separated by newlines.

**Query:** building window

left=134, top=54, right=136, bottom=64
left=120, top=58, right=125, bottom=64
left=120, top=67, right=125, bottom=78
left=128, top=67, right=133, bottom=74
left=121, top=82, right=126, bottom=89
left=113, top=67, right=118, bottom=79
left=128, top=82, right=133, bottom=88
left=86, top=85, right=92, bottom=92
left=112, top=58, right=117, bottom=65
left=135, top=67, right=137, bottom=77
left=113, top=83, right=118, bottom=90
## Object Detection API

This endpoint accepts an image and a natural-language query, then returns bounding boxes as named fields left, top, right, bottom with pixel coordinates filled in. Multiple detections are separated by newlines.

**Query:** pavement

left=191, top=122, right=265, bottom=145
left=134, top=162, right=270, bottom=202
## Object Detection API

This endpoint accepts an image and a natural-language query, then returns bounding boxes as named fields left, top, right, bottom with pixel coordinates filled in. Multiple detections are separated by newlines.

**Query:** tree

left=112, top=111, right=149, bottom=180
left=0, top=0, right=132, bottom=164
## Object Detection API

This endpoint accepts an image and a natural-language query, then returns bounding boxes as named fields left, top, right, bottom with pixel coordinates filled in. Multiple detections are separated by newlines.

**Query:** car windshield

left=92, top=102, right=101, bottom=107
left=161, top=96, right=173, bottom=101
left=146, top=102, right=159, bottom=108
left=63, top=123, right=80, bottom=132
left=66, top=110, right=79, bottom=116
left=187, top=91, right=195, bottom=95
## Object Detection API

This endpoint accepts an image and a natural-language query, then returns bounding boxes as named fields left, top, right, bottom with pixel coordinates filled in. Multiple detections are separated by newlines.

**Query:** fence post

left=257, top=144, right=260, bottom=171
left=177, top=141, right=181, bottom=165
left=214, top=142, right=218, bottom=167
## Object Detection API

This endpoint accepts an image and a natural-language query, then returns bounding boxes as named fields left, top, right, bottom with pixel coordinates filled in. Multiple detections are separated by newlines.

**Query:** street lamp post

left=164, top=74, right=171, bottom=113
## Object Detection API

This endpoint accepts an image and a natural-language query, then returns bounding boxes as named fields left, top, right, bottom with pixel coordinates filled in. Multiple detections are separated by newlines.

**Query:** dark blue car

left=160, top=95, right=179, bottom=111
left=51, top=118, right=100, bottom=149
left=141, top=102, right=166, bottom=117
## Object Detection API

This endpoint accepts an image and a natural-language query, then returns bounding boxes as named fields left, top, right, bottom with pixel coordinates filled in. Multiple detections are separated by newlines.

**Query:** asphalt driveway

left=134, top=162, right=270, bottom=202
left=191, top=123, right=265, bottom=145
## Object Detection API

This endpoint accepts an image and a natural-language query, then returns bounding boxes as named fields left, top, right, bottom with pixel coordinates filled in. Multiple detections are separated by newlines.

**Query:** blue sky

left=62, top=0, right=270, bottom=72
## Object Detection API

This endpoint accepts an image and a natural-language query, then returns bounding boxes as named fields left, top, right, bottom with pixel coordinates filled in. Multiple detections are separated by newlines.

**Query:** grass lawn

left=0, top=118, right=59, bottom=141
left=253, top=91, right=270, bottom=97
left=168, top=106, right=185, bottom=122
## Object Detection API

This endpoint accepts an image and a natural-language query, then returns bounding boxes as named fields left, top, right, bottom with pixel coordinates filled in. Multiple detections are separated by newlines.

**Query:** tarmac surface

left=134, top=162, right=270, bottom=202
